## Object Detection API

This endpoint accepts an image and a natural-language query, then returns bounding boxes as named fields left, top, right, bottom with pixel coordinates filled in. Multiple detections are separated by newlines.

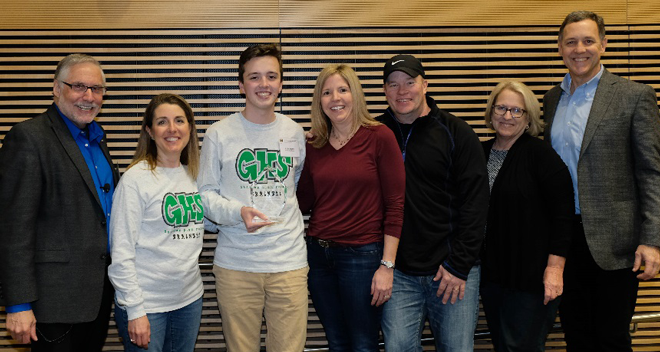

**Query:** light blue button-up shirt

left=550, top=65, right=604, bottom=214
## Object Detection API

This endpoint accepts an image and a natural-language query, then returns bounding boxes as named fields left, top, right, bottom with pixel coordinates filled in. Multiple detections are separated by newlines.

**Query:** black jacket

left=377, top=95, right=489, bottom=279
left=482, top=133, right=574, bottom=292
left=0, top=104, right=119, bottom=323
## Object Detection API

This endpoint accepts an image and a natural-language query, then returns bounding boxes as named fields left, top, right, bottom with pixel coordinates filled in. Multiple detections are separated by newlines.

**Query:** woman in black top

left=481, top=81, right=574, bottom=352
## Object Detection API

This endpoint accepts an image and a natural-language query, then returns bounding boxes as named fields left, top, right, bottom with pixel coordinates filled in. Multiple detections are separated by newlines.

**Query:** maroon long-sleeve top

left=297, top=124, right=405, bottom=246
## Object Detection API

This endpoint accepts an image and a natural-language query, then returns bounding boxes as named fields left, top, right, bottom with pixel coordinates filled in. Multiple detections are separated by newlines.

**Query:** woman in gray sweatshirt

left=108, top=93, right=205, bottom=352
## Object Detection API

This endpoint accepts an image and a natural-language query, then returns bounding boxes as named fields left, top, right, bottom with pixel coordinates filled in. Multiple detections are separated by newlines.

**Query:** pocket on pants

left=347, top=242, right=383, bottom=256
left=36, top=323, right=73, bottom=344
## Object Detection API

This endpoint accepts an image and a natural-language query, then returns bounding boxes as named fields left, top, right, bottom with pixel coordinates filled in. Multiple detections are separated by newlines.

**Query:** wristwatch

left=380, top=260, right=395, bottom=269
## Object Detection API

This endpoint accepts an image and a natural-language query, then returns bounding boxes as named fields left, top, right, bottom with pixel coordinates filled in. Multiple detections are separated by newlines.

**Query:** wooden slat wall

left=1, top=1, right=660, bottom=351
left=0, top=0, right=636, bottom=28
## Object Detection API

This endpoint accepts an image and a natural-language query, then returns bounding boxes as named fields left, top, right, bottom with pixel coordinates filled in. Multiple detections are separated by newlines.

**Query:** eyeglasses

left=492, top=104, right=526, bottom=118
left=60, top=81, right=107, bottom=95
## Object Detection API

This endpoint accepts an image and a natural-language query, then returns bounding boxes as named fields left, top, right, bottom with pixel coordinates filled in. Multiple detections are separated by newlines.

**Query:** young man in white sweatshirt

left=197, top=44, right=308, bottom=352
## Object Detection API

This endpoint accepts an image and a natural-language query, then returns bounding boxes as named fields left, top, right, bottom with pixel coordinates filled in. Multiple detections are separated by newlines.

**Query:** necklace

left=332, top=126, right=357, bottom=147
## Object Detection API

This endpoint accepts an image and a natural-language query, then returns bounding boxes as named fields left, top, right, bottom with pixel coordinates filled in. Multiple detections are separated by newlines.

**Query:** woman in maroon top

left=297, top=64, right=405, bottom=352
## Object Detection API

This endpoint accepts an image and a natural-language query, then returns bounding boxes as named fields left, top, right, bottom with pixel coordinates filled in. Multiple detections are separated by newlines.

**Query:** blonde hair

left=129, top=93, right=200, bottom=179
left=310, top=64, right=379, bottom=148
left=484, top=81, right=543, bottom=137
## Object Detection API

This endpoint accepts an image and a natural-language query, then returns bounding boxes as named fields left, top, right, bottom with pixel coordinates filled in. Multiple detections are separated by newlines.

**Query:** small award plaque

left=249, top=166, right=287, bottom=223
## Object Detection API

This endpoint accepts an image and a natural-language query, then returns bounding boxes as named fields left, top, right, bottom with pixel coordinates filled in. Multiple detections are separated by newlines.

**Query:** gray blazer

left=0, top=104, right=119, bottom=323
left=544, top=69, right=660, bottom=270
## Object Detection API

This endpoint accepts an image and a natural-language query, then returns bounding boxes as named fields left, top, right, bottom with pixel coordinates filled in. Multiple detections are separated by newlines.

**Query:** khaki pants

left=213, top=265, right=309, bottom=352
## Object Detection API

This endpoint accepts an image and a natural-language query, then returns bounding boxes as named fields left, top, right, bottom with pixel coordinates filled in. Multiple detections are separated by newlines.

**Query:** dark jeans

left=32, top=272, right=114, bottom=352
left=481, top=281, right=560, bottom=352
left=306, top=237, right=383, bottom=352
left=559, top=216, right=639, bottom=352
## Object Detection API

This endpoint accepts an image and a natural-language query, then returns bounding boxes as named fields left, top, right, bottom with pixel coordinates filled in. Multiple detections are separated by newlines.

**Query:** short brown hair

left=559, top=11, right=606, bottom=41
left=238, top=44, right=283, bottom=83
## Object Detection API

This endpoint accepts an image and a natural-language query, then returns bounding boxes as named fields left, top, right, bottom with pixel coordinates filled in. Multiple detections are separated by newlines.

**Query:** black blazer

left=0, top=104, right=119, bottom=323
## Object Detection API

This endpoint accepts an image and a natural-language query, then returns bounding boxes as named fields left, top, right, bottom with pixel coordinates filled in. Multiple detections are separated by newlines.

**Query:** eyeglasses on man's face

left=60, top=81, right=107, bottom=95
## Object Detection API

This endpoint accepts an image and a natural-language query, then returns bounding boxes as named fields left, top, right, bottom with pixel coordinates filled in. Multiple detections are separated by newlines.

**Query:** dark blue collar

left=55, top=104, right=104, bottom=142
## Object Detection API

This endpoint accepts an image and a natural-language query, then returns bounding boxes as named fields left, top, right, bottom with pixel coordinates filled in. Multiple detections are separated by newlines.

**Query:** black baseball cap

left=383, top=54, right=425, bottom=83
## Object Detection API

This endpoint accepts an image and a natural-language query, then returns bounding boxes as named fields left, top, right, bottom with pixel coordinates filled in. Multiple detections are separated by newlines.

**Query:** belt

left=307, top=236, right=346, bottom=248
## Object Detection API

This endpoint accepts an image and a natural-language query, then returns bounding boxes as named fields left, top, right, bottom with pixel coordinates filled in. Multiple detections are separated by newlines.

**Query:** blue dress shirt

left=550, top=65, right=604, bottom=214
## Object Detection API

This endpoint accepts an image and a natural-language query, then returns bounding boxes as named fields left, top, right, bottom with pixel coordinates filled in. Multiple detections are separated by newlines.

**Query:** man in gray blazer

left=544, top=11, right=660, bottom=352
left=0, top=54, right=118, bottom=351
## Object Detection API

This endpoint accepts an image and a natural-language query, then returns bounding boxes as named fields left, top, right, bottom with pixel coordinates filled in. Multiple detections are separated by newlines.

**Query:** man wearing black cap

left=377, top=54, right=489, bottom=351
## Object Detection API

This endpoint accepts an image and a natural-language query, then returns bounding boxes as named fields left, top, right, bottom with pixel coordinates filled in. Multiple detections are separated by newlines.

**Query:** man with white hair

left=0, top=54, right=118, bottom=351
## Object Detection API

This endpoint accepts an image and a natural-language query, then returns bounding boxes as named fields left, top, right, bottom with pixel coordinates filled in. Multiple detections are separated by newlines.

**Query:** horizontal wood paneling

left=0, top=0, right=637, bottom=29
left=278, top=0, right=627, bottom=27
left=628, top=1, right=660, bottom=25
left=0, top=0, right=281, bottom=29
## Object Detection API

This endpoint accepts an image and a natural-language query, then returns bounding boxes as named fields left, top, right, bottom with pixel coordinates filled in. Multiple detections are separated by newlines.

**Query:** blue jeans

left=307, top=237, right=383, bottom=352
left=481, top=280, right=560, bottom=352
left=114, top=296, right=203, bottom=352
left=382, top=266, right=480, bottom=352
